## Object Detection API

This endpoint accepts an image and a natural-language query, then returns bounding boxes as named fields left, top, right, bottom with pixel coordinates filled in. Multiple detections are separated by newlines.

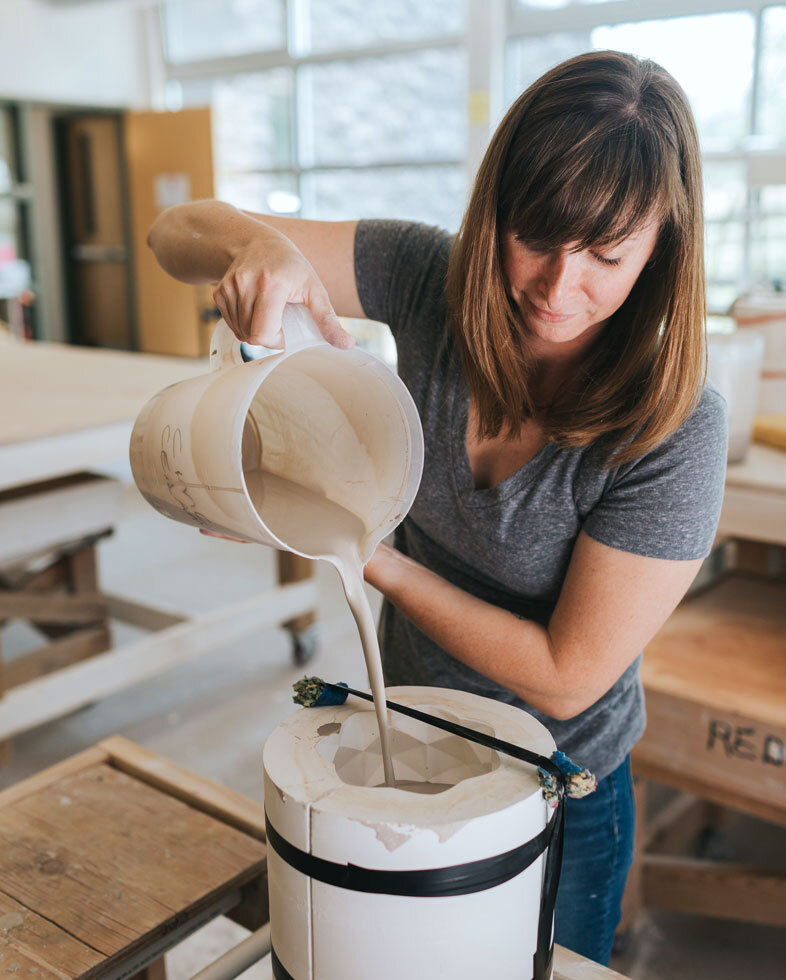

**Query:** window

left=166, top=0, right=468, bottom=232
left=163, top=0, right=286, bottom=64
left=506, top=0, right=786, bottom=311
left=160, top=1, right=784, bottom=315
left=304, top=0, right=464, bottom=54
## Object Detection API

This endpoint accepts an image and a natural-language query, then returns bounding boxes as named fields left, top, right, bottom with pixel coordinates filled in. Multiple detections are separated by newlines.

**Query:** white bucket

left=129, top=305, right=423, bottom=562
left=707, top=331, right=764, bottom=462
left=732, top=293, right=786, bottom=416
left=263, top=687, right=557, bottom=980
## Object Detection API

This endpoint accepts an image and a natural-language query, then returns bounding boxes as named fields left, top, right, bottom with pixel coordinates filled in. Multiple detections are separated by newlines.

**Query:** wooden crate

left=628, top=573, right=786, bottom=929
left=635, top=574, right=786, bottom=826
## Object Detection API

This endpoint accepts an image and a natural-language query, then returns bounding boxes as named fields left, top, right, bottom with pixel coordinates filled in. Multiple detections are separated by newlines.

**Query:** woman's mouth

left=527, top=301, right=576, bottom=324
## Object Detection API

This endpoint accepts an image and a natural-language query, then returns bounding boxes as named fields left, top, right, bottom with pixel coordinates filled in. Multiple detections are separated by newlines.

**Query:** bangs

left=500, top=110, right=679, bottom=251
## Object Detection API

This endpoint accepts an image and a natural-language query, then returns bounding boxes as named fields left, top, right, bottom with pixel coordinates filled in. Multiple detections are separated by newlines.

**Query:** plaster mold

left=264, top=686, right=556, bottom=979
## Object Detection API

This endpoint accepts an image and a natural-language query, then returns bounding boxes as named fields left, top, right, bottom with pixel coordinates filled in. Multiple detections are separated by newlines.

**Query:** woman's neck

left=527, top=317, right=606, bottom=406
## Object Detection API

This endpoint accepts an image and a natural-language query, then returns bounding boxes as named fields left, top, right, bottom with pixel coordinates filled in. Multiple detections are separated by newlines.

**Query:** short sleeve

left=582, top=385, right=729, bottom=560
left=353, top=219, right=453, bottom=341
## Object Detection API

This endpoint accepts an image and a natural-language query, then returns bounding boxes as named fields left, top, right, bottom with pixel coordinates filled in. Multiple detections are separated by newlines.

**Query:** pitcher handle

left=209, top=304, right=326, bottom=372
left=280, top=303, right=328, bottom=351
left=209, top=319, right=245, bottom=371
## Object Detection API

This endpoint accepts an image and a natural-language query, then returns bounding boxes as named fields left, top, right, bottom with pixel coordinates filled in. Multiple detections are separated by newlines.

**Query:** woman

left=148, top=51, right=727, bottom=965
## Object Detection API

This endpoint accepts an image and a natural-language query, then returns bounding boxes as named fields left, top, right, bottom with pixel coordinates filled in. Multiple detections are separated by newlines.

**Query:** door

left=124, top=107, right=215, bottom=357
left=58, top=113, right=133, bottom=348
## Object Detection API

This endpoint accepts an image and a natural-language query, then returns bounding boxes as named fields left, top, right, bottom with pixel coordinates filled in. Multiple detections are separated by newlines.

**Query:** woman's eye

left=592, top=252, right=621, bottom=267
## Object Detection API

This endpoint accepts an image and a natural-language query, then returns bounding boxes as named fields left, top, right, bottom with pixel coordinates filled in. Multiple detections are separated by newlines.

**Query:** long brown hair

left=446, top=50, right=706, bottom=464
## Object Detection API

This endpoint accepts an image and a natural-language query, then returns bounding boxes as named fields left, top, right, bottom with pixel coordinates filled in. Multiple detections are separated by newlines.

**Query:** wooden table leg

left=131, top=957, right=167, bottom=980
left=66, top=540, right=112, bottom=652
left=0, top=632, right=9, bottom=766
left=277, top=550, right=317, bottom=664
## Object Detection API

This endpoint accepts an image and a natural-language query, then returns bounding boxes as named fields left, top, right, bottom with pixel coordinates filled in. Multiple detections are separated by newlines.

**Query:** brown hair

left=446, top=50, right=706, bottom=464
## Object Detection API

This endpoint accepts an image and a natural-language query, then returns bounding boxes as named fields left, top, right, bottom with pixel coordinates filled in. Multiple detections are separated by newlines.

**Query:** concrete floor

left=2, top=468, right=784, bottom=979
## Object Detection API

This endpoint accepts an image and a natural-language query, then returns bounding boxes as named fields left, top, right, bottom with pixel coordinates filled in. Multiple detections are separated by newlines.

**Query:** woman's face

left=500, top=223, right=660, bottom=349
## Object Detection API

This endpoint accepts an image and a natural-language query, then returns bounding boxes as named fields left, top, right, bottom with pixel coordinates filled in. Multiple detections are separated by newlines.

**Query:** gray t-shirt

left=354, top=219, right=728, bottom=779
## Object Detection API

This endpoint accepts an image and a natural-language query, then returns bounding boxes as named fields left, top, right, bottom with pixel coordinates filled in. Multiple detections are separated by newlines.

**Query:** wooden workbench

left=0, top=736, right=269, bottom=979
left=0, top=338, right=317, bottom=744
left=719, top=443, right=786, bottom=545
left=0, top=336, right=204, bottom=491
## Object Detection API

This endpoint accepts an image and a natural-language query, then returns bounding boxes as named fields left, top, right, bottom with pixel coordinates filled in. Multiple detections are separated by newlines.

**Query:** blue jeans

left=553, top=756, right=635, bottom=966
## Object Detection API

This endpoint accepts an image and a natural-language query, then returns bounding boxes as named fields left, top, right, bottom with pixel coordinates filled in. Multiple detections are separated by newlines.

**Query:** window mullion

left=743, top=7, right=767, bottom=292
left=508, top=0, right=776, bottom=38
left=467, top=0, right=506, bottom=181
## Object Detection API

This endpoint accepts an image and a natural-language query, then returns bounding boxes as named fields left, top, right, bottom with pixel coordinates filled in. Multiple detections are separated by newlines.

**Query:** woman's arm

left=147, top=200, right=362, bottom=347
left=364, top=532, right=701, bottom=720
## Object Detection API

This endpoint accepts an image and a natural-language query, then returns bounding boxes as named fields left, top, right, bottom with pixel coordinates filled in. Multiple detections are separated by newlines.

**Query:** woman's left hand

left=363, top=541, right=406, bottom=591
left=199, top=528, right=250, bottom=544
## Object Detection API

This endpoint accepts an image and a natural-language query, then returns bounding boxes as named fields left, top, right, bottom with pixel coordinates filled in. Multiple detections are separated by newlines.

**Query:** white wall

left=0, top=0, right=151, bottom=108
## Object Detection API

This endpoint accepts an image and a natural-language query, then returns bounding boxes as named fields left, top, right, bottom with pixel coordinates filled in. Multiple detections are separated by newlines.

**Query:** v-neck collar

left=450, top=365, right=557, bottom=508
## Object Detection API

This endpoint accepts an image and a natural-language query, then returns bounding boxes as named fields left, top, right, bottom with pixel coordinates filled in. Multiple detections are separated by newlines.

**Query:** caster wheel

left=612, top=928, right=632, bottom=957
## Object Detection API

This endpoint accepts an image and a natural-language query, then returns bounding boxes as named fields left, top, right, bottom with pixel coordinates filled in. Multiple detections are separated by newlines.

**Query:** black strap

left=267, top=688, right=569, bottom=980
left=265, top=807, right=556, bottom=898
left=266, top=796, right=564, bottom=980
left=533, top=797, right=564, bottom=980
left=271, top=945, right=295, bottom=980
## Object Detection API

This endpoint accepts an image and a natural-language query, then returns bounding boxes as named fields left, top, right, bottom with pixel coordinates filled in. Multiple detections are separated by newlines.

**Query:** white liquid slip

left=245, top=469, right=396, bottom=787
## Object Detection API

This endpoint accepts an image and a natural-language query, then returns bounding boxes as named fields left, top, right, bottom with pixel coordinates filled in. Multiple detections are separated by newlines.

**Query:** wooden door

left=59, top=114, right=133, bottom=349
left=124, top=108, right=215, bottom=357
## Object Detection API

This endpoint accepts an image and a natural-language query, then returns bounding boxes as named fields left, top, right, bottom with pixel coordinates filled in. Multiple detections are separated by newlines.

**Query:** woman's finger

left=237, top=276, right=257, bottom=342
left=213, top=287, right=234, bottom=337
left=248, top=284, right=288, bottom=348
left=199, top=529, right=250, bottom=543
left=227, top=272, right=248, bottom=341
left=307, top=287, right=355, bottom=349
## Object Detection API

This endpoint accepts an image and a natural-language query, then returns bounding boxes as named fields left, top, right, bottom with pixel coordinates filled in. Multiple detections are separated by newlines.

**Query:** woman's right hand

left=212, top=228, right=355, bottom=350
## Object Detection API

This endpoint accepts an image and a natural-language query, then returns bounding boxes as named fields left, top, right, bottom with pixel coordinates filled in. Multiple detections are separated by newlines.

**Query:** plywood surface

left=725, top=443, right=786, bottom=493
left=554, top=945, right=631, bottom=979
left=642, top=574, right=786, bottom=727
left=0, top=745, right=267, bottom=978
left=0, top=337, right=204, bottom=446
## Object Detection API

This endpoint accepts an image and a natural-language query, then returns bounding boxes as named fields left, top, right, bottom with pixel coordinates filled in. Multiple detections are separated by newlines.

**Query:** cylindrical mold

left=263, top=687, right=557, bottom=980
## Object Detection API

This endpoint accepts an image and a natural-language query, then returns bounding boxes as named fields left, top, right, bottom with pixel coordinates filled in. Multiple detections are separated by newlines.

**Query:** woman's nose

left=539, top=251, right=578, bottom=309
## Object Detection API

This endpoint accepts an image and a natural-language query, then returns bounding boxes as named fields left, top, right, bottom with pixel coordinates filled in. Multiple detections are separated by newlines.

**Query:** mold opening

left=316, top=707, right=500, bottom=794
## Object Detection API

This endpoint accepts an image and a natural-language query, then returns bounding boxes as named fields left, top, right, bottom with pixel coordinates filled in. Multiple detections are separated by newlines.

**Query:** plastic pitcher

left=129, top=305, right=424, bottom=563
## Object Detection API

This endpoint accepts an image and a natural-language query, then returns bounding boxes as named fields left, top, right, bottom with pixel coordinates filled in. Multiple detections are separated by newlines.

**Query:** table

left=0, top=736, right=268, bottom=979
left=0, top=339, right=317, bottom=744
left=0, top=336, right=203, bottom=491
left=627, top=440, right=786, bottom=931
left=718, top=443, right=786, bottom=545
left=0, top=737, right=633, bottom=980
